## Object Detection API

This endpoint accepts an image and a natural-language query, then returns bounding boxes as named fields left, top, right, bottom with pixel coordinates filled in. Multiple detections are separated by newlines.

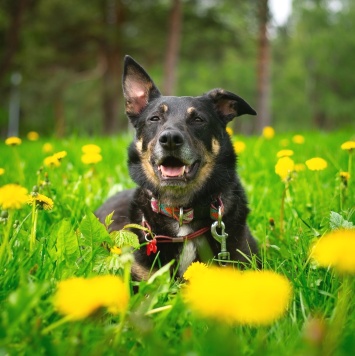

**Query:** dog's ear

left=122, top=55, right=161, bottom=119
left=207, top=89, right=256, bottom=123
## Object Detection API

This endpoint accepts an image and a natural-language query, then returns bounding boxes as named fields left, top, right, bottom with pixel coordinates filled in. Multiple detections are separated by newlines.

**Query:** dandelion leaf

left=79, top=211, right=111, bottom=245
left=330, top=211, right=354, bottom=230
left=50, top=219, right=79, bottom=266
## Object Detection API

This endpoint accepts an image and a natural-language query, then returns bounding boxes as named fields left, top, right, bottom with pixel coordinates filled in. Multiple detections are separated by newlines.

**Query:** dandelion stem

left=348, top=151, right=353, bottom=187
left=0, top=210, right=14, bottom=266
left=30, top=205, right=38, bottom=252
left=42, top=315, right=73, bottom=335
left=280, top=183, right=288, bottom=239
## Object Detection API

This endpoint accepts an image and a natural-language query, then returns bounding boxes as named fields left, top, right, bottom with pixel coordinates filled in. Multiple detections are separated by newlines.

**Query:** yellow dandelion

left=27, top=193, right=54, bottom=210
left=279, top=139, right=290, bottom=147
left=292, top=135, right=305, bottom=144
left=226, top=127, right=234, bottom=136
left=294, top=163, right=306, bottom=172
left=340, top=171, right=350, bottom=183
left=0, top=184, right=28, bottom=210
left=44, top=155, right=60, bottom=167
left=27, top=131, right=39, bottom=141
left=110, top=246, right=122, bottom=255
left=233, top=141, right=246, bottom=154
left=54, top=275, right=129, bottom=320
left=81, top=152, right=102, bottom=165
left=275, top=156, right=295, bottom=181
left=0, top=168, right=4, bottom=176
left=183, top=267, right=292, bottom=325
left=262, top=126, right=275, bottom=140
left=310, top=229, right=355, bottom=274
left=5, top=136, right=22, bottom=146
left=277, top=149, right=294, bottom=158
left=183, top=261, right=208, bottom=281
left=340, top=141, right=355, bottom=152
left=305, top=157, right=328, bottom=171
left=82, top=144, right=101, bottom=154
left=53, top=151, right=67, bottom=160
left=42, top=143, right=53, bottom=153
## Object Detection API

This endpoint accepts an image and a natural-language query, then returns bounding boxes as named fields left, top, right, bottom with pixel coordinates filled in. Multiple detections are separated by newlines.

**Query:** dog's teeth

left=179, top=166, right=186, bottom=177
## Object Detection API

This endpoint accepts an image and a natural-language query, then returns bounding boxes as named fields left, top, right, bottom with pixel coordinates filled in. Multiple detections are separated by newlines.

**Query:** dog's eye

left=149, top=116, right=160, bottom=122
left=193, top=116, right=204, bottom=123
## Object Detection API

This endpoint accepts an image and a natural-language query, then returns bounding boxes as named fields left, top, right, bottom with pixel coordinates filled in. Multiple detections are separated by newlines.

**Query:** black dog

left=96, top=56, right=258, bottom=280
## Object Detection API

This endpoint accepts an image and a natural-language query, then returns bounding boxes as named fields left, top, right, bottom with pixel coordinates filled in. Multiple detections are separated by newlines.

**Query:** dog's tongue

left=160, top=165, right=185, bottom=177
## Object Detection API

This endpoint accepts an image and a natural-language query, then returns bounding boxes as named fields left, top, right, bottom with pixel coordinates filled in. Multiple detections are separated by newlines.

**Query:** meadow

left=0, top=129, right=354, bottom=355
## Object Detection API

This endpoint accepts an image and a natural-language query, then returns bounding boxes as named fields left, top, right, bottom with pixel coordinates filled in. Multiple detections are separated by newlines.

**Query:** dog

left=96, top=55, right=258, bottom=280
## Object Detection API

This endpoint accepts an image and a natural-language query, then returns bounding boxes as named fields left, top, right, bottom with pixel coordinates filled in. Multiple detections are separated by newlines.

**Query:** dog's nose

left=159, top=130, right=184, bottom=150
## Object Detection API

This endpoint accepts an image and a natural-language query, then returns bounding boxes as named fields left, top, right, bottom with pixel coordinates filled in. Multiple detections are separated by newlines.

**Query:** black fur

left=96, top=56, right=258, bottom=280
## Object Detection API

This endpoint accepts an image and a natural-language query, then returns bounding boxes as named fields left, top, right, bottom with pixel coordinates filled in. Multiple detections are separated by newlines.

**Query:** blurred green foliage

left=0, top=0, right=355, bottom=136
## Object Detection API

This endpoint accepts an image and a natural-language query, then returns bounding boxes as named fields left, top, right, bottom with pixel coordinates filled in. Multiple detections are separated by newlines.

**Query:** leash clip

left=211, top=220, right=230, bottom=266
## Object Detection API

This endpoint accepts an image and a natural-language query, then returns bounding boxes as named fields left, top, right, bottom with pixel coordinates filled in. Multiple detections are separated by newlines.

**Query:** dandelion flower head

left=0, top=168, right=4, bottom=176
left=81, top=152, right=102, bottom=165
left=340, top=171, right=350, bottom=183
left=233, top=141, right=246, bottom=154
left=82, top=144, right=101, bottom=154
left=27, top=193, right=54, bottom=210
left=310, top=229, right=355, bottom=274
left=277, top=149, right=294, bottom=158
left=183, top=267, right=292, bottom=325
left=292, top=135, right=305, bottom=144
left=5, top=136, right=22, bottom=146
left=27, top=131, right=39, bottom=141
left=54, top=275, right=129, bottom=320
left=44, top=155, right=61, bottom=167
left=53, top=151, right=67, bottom=161
left=341, top=141, right=355, bottom=152
left=275, top=156, right=295, bottom=181
left=110, top=246, right=122, bottom=255
left=0, top=184, right=28, bottom=210
left=226, top=127, right=234, bottom=136
left=42, top=143, right=54, bottom=153
left=183, top=261, right=208, bottom=281
left=262, top=126, right=275, bottom=140
left=294, top=163, right=306, bottom=172
left=305, top=157, right=327, bottom=171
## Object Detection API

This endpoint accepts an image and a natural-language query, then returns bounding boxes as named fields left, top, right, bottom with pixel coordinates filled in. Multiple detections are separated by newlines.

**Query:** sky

left=269, top=0, right=293, bottom=25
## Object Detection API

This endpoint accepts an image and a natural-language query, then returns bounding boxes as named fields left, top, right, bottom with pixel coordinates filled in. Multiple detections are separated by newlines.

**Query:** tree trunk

left=255, top=0, right=271, bottom=133
left=102, top=49, right=121, bottom=134
left=163, top=0, right=182, bottom=96
left=101, top=0, right=125, bottom=134
left=0, top=0, right=29, bottom=83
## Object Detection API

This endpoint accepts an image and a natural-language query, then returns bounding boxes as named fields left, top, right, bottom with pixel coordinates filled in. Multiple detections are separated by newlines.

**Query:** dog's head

left=123, top=56, right=256, bottom=206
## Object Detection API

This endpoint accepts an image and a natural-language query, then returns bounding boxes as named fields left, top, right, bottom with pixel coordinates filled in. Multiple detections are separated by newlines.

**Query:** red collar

left=150, top=196, right=224, bottom=225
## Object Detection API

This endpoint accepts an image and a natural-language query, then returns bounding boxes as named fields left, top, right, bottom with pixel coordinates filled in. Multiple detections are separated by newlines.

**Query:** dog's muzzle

left=153, top=130, right=200, bottom=180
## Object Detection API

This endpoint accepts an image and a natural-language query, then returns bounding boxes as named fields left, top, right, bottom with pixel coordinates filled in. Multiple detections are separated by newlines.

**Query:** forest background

left=1, top=0, right=355, bottom=138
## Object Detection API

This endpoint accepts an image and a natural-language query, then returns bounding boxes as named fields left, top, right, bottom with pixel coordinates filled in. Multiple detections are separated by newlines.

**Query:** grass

left=0, top=130, right=354, bottom=355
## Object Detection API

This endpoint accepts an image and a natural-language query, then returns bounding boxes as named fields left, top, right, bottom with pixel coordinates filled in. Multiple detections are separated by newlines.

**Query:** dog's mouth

left=156, top=157, right=200, bottom=180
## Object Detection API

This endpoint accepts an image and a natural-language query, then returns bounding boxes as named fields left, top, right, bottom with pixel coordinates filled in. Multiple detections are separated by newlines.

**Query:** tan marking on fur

left=187, top=107, right=196, bottom=114
left=131, top=261, right=156, bottom=281
left=212, top=138, right=221, bottom=155
left=161, top=104, right=168, bottom=113
left=140, top=142, right=160, bottom=186
left=135, top=138, right=143, bottom=152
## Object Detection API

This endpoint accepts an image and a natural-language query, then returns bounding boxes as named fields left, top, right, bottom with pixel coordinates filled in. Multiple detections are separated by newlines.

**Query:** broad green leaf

left=79, top=212, right=111, bottom=246
left=111, top=229, right=140, bottom=249
left=330, top=211, right=354, bottom=230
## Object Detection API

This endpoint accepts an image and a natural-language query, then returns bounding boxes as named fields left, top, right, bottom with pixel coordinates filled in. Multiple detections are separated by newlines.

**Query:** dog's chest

left=177, top=225, right=196, bottom=276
